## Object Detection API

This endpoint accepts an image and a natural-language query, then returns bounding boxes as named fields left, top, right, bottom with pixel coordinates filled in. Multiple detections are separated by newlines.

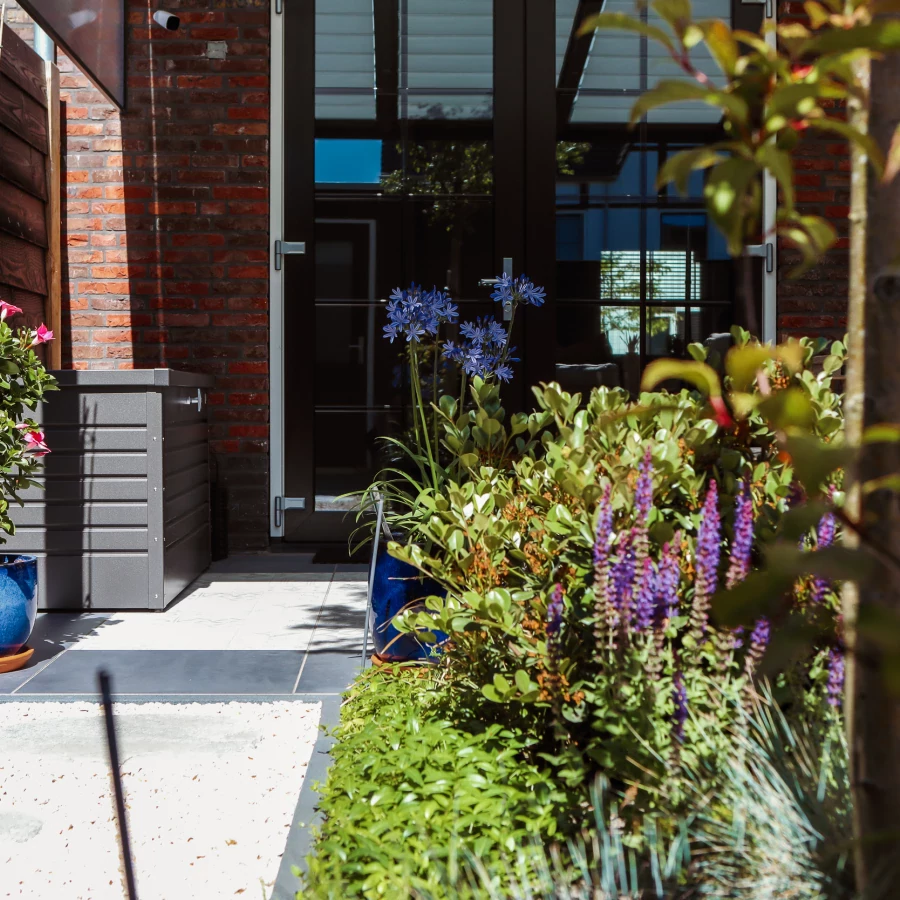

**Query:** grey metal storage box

left=6, top=369, right=214, bottom=610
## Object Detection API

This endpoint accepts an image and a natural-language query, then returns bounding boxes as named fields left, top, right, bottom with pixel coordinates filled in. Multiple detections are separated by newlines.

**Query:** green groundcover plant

left=297, top=672, right=852, bottom=899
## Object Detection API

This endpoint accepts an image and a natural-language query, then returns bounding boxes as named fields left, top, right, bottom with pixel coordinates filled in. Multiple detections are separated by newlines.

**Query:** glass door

left=279, top=0, right=760, bottom=543
left=281, top=0, right=532, bottom=543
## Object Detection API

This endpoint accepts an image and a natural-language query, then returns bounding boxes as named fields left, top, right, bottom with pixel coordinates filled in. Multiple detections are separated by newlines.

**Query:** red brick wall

left=4, top=1, right=272, bottom=551
left=776, top=0, right=851, bottom=343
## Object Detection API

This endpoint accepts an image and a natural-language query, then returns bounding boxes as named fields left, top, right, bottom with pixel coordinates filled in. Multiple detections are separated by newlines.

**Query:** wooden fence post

left=43, top=58, right=60, bottom=370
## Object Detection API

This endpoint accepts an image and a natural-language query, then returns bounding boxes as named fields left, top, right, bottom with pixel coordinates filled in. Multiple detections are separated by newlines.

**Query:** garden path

left=0, top=553, right=368, bottom=899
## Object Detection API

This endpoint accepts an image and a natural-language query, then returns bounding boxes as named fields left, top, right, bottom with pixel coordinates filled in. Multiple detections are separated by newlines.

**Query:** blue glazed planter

left=0, top=555, right=38, bottom=657
left=370, top=545, right=446, bottom=662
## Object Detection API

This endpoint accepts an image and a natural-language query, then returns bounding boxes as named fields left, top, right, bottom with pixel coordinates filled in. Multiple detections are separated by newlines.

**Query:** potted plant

left=361, top=275, right=545, bottom=662
left=0, top=303, right=56, bottom=672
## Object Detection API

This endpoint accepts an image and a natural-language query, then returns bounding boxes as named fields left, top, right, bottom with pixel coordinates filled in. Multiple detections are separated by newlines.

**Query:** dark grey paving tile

left=15, top=650, right=305, bottom=695
left=296, top=651, right=363, bottom=693
left=0, top=613, right=114, bottom=694
left=207, top=554, right=333, bottom=576
left=333, top=567, right=368, bottom=578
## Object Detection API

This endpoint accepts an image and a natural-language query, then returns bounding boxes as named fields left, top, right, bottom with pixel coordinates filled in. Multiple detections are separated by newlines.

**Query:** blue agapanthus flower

left=489, top=272, right=547, bottom=308
left=383, top=283, right=459, bottom=344
left=444, top=315, right=515, bottom=382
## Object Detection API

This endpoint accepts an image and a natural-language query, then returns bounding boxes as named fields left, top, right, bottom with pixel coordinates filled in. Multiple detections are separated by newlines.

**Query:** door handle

left=478, top=258, right=514, bottom=320
left=348, top=338, right=365, bottom=365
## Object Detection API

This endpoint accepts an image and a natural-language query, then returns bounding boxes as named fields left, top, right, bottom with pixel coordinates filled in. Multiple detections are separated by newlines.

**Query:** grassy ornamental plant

left=0, top=301, right=57, bottom=541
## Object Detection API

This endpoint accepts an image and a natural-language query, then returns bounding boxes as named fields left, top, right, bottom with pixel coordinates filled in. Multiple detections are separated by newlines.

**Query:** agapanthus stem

left=410, top=343, right=438, bottom=491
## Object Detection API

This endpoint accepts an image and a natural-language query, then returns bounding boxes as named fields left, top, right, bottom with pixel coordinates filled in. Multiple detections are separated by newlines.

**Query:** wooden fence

left=0, top=5, right=60, bottom=367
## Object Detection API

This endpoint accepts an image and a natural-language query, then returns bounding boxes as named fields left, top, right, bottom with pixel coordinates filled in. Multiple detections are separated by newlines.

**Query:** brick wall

left=776, top=0, right=851, bottom=343
left=4, top=1, right=272, bottom=551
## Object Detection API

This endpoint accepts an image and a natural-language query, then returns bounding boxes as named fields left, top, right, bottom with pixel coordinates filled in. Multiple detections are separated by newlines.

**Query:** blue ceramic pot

left=0, top=555, right=38, bottom=656
left=370, top=545, right=446, bottom=662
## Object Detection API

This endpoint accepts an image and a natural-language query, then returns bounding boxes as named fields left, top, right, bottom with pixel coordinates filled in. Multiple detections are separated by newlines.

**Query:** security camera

left=152, top=10, right=180, bottom=31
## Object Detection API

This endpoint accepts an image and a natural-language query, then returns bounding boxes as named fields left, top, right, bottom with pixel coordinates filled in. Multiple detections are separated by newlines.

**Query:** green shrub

left=390, top=333, right=845, bottom=813
left=297, top=667, right=569, bottom=899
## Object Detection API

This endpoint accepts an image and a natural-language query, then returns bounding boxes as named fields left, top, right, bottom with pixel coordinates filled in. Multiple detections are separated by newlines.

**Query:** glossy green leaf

left=641, top=358, right=722, bottom=397
left=577, top=11, right=676, bottom=52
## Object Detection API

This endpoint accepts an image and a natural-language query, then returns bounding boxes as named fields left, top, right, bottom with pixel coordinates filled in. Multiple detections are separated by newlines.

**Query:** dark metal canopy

left=19, top=0, right=125, bottom=108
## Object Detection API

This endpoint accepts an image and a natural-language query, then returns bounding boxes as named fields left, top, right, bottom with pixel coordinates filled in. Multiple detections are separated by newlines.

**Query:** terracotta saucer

left=0, top=645, right=34, bottom=673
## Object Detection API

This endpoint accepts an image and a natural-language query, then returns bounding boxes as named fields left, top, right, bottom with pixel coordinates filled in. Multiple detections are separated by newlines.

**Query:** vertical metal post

left=98, top=670, right=138, bottom=900
left=33, top=22, right=55, bottom=62
left=761, top=1, right=778, bottom=344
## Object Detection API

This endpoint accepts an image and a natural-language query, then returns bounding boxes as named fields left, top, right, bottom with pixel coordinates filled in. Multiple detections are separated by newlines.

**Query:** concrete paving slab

left=15, top=650, right=306, bottom=696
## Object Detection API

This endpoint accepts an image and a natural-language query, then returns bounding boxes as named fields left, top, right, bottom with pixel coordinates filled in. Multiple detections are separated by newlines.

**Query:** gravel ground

left=0, top=701, right=321, bottom=899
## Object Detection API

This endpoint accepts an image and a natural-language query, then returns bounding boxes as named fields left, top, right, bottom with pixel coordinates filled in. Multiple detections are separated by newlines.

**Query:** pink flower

left=33, top=324, right=53, bottom=344
left=22, top=430, right=50, bottom=456
left=0, top=300, right=23, bottom=319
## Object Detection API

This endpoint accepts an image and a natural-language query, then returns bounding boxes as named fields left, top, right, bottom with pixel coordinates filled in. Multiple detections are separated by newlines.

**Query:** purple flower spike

left=811, top=513, right=837, bottom=604
left=726, top=479, right=754, bottom=589
left=612, top=532, right=637, bottom=626
left=593, top=486, right=618, bottom=650
left=634, top=558, right=656, bottom=632
left=826, top=648, right=845, bottom=707
left=593, top=486, right=613, bottom=579
left=690, top=481, right=721, bottom=638
left=673, top=671, right=688, bottom=742
left=655, top=535, right=682, bottom=623
left=547, top=584, right=564, bottom=637
left=744, top=617, right=770, bottom=676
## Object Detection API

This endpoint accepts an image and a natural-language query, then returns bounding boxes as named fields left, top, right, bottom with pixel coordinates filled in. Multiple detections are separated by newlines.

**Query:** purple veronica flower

left=690, top=481, right=721, bottom=638
left=655, top=534, right=681, bottom=622
left=634, top=558, right=656, bottom=632
left=745, top=617, right=770, bottom=675
left=731, top=625, right=745, bottom=650
left=547, top=584, right=564, bottom=637
left=593, top=486, right=613, bottom=582
left=826, top=648, right=845, bottom=708
left=811, top=513, right=836, bottom=604
left=726, top=478, right=754, bottom=589
left=593, top=486, right=618, bottom=649
left=612, top=531, right=636, bottom=625
left=673, top=671, right=688, bottom=742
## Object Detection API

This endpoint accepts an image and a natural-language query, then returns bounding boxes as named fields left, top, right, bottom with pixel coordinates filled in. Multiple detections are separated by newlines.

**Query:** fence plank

left=0, top=16, right=48, bottom=107
left=0, top=174, right=48, bottom=246
left=0, top=231, right=47, bottom=295
left=0, top=72, right=48, bottom=154
left=0, top=123, right=46, bottom=200
left=44, top=60, right=60, bottom=367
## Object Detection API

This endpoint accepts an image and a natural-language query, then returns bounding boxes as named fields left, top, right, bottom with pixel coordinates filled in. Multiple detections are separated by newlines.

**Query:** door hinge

left=274, top=240, right=306, bottom=271
left=744, top=242, right=774, bottom=274
left=275, top=0, right=283, bottom=14
left=274, top=496, right=306, bottom=528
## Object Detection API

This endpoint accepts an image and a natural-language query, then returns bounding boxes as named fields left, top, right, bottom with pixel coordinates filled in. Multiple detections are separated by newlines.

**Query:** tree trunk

left=845, top=34, right=900, bottom=894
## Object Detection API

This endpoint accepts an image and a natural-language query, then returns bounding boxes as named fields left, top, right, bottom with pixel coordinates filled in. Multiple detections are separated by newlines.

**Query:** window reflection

left=555, top=139, right=735, bottom=393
